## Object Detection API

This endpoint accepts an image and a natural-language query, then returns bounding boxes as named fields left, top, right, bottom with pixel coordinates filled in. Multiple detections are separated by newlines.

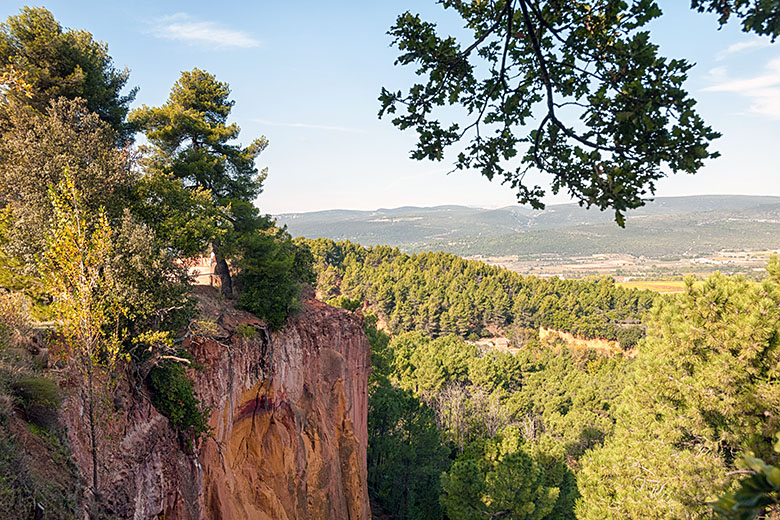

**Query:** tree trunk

left=212, top=242, right=233, bottom=298
left=87, top=362, right=99, bottom=501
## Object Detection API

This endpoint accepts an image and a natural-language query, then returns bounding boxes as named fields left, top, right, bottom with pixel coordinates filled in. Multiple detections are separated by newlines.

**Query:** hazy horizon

left=274, top=193, right=780, bottom=215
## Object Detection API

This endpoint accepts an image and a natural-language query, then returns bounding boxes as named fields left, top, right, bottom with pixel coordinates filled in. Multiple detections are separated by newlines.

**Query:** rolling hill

left=276, top=195, right=780, bottom=258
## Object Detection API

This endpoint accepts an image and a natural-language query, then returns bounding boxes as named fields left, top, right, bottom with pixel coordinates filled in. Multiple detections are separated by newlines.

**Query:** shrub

left=236, top=323, right=259, bottom=339
left=237, top=232, right=303, bottom=330
left=327, top=295, right=361, bottom=312
left=147, top=361, right=210, bottom=445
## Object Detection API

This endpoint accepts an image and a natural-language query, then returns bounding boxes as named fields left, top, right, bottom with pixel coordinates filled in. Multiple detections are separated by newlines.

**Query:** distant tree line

left=304, top=238, right=655, bottom=348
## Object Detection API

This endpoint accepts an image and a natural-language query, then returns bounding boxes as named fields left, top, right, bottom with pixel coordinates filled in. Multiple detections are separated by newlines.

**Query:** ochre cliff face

left=191, top=289, right=371, bottom=520
left=63, top=287, right=371, bottom=519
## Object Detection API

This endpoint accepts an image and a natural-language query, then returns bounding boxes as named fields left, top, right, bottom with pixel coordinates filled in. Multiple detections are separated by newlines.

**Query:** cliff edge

left=62, top=286, right=371, bottom=519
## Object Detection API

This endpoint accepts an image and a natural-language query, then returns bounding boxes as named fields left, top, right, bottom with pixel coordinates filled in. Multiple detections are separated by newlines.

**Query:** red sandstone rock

left=62, top=287, right=371, bottom=519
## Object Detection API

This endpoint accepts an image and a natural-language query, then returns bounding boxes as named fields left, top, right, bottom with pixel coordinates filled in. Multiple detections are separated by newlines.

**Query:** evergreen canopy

left=0, top=6, right=136, bottom=141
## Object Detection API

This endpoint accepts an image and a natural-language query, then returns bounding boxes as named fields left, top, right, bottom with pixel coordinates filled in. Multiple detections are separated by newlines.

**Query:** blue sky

left=2, top=1, right=779, bottom=214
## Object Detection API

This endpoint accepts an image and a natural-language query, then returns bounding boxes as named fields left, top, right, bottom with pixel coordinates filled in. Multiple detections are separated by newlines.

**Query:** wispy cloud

left=716, top=39, right=772, bottom=60
left=149, top=13, right=260, bottom=49
left=252, top=119, right=364, bottom=133
left=703, top=59, right=780, bottom=119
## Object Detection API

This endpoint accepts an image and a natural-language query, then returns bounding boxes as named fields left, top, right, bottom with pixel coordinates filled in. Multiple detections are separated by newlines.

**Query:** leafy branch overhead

left=691, top=0, right=780, bottom=39
left=378, top=0, right=747, bottom=224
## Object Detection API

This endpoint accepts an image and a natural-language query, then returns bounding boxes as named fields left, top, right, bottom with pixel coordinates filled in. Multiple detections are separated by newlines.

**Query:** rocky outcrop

left=62, top=286, right=372, bottom=519
left=539, top=327, right=635, bottom=358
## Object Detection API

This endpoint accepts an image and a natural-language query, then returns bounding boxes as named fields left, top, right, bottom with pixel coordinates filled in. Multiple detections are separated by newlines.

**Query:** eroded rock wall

left=63, top=287, right=371, bottom=519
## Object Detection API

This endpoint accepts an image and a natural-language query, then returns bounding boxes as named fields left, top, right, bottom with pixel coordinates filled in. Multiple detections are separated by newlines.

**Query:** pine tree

left=0, top=7, right=136, bottom=141
left=130, top=68, right=267, bottom=297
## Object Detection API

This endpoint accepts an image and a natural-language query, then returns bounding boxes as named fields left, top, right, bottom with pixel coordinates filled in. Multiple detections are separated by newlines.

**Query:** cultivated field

left=475, top=249, right=777, bottom=286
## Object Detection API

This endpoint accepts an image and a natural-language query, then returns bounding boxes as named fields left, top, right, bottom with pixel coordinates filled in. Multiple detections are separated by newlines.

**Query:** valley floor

left=473, top=248, right=778, bottom=286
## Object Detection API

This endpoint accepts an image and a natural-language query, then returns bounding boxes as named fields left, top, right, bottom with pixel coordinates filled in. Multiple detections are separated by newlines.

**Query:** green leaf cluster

left=147, top=361, right=211, bottom=445
left=441, top=428, right=577, bottom=520
left=380, top=0, right=726, bottom=223
left=0, top=7, right=136, bottom=140
left=712, top=444, right=780, bottom=520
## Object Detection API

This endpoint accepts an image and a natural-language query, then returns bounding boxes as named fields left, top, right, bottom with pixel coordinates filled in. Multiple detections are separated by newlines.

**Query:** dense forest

left=329, top=259, right=780, bottom=520
left=305, top=238, right=655, bottom=348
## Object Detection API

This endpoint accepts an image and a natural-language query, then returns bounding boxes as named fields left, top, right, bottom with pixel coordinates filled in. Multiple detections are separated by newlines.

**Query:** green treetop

left=130, top=68, right=266, bottom=202
left=130, top=68, right=268, bottom=296
left=577, top=272, right=780, bottom=519
left=0, top=6, right=136, bottom=141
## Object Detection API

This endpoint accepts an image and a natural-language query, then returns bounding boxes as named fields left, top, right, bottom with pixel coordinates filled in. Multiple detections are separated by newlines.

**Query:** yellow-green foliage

left=39, top=175, right=124, bottom=371
left=236, top=323, right=258, bottom=339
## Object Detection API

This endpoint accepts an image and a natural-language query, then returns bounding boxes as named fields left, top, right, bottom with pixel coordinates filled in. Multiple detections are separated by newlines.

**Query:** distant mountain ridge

left=276, top=195, right=780, bottom=257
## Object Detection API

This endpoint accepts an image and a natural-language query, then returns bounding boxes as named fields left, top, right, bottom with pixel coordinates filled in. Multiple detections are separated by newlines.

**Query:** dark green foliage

left=390, top=333, right=480, bottom=397
left=367, top=323, right=632, bottom=518
left=130, top=68, right=269, bottom=298
left=691, top=0, right=780, bottom=38
left=364, top=311, right=392, bottom=387
left=110, top=211, right=193, bottom=334
left=368, top=379, right=451, bottom=520
left=0, top=7, right=136, bottom=141
left=306, top=238, right=653, bottom=346
left=290, top=240, right=316, bottom=286
left=132, top=170, right=225, bottom=259
left=712, top=447, right=780, bottom=519
left=364, top=306, right=450, bottom=520
left=441, top=429, right=577, bottom=520
left=11, top=375, right=62, bottom=428
left=380, top=1, right=721, bottom=224
left=129, top=68, right=266, bottom=205
left=236, top=229, right=310, bottom=330
left=131, top=68, right=308, bottom=320
left=147, top=362, right=210, bottom=444
left=0, top=98, right=135, bottom=271
left=364, top=308, right=450, bottom=520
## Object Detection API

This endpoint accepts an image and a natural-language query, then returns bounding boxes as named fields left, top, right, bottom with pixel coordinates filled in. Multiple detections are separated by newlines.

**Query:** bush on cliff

left=10, top=375, right=62, bottom=429
left=237, top=230, right=315, bottom=330
left=147, top=360, right=210, bottom=447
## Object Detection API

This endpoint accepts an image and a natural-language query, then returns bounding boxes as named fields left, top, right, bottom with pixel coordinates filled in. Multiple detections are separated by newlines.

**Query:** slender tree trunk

left=212, top=242, right=233, bottom=298
left=87, top=361, right=99, bottom=501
